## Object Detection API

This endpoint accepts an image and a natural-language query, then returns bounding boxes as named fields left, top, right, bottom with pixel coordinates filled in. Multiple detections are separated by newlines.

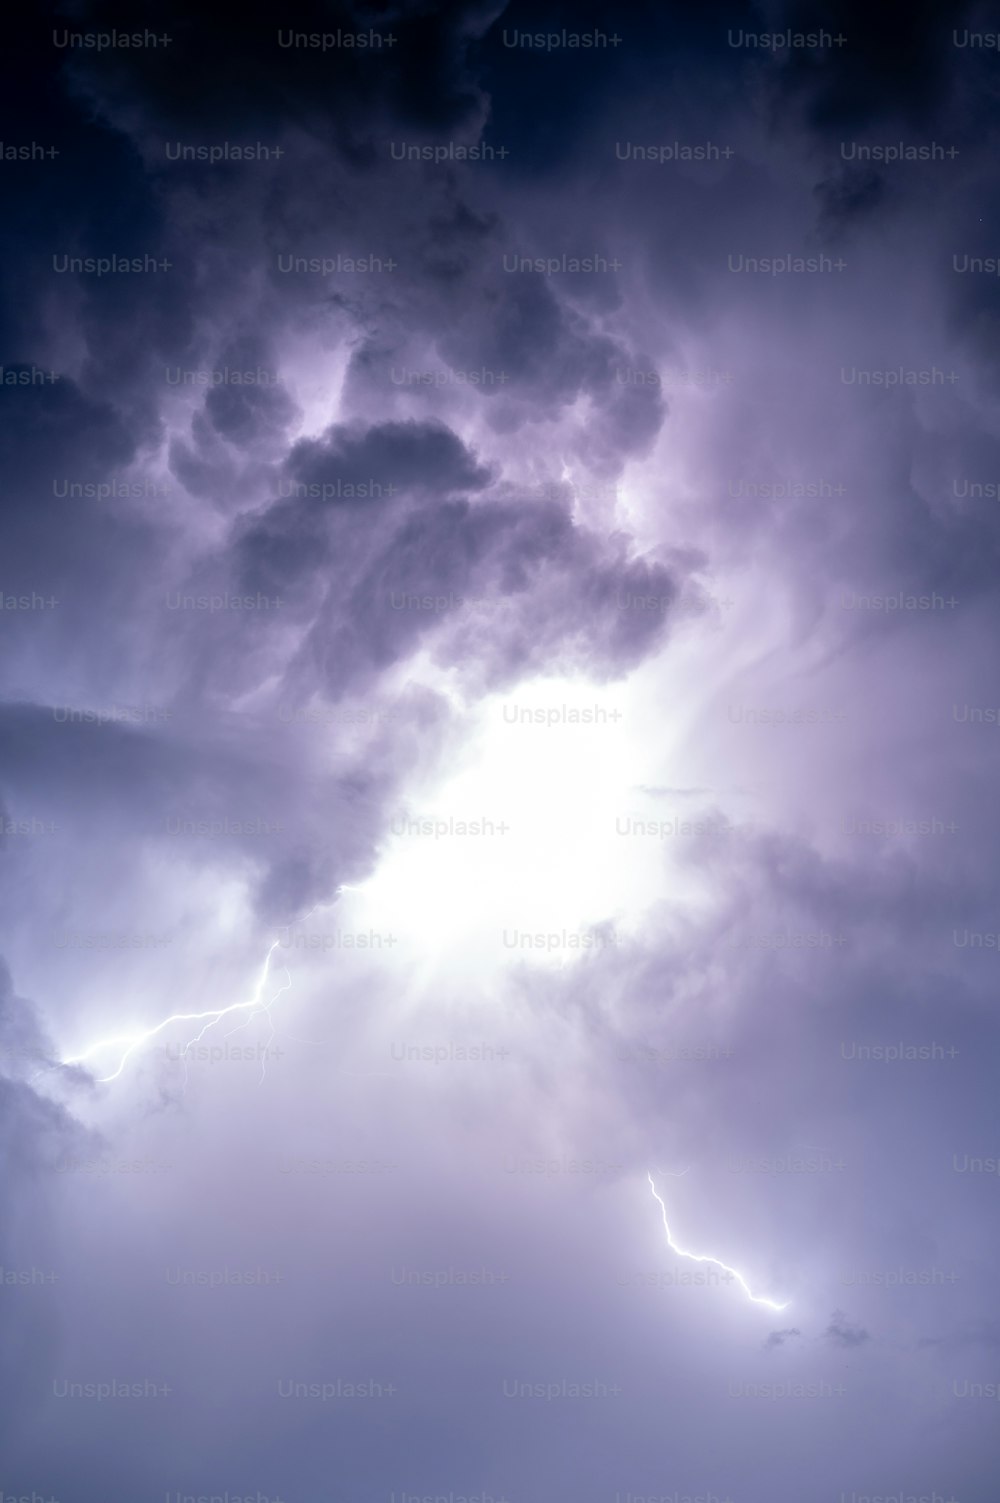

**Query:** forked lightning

left=62, top=936, right=291, bottom=1084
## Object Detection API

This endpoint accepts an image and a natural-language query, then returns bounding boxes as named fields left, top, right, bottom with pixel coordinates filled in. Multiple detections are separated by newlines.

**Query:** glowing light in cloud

left=344, top=674, right=692, bottom=969
left=647, top=1171, right=789, bottom=1312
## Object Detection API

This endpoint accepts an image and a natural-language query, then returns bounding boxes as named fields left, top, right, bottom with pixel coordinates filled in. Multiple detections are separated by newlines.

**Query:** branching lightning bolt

left=61, top=910, right=321, bottom=1085
left=647, top=1171, right=789, bottom=1312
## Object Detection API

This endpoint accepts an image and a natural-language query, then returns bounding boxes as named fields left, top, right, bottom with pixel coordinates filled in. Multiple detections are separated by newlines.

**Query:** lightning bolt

left=647, top=1171, right=789, bottom=1312
left=60, top=911, right=321, bottom=1085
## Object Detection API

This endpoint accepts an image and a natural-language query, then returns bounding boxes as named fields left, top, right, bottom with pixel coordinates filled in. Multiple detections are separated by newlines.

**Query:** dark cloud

left=765, top=1327, right=803, bottom=1349
left=825, top=1309, right=871, bottom=1348
left=285, top=416, right=494, bottom=500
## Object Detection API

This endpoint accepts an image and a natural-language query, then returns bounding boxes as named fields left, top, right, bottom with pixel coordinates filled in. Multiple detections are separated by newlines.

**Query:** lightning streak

left=62, top=935, right=292, bottom=1084
left=647, top=1171, right=789, bottom=1312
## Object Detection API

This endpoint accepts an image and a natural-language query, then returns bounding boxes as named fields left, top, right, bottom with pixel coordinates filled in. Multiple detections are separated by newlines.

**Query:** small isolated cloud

left=825, top=1310, right=871, bottom=1348
left=765, top=1327, right=802, bottom=1350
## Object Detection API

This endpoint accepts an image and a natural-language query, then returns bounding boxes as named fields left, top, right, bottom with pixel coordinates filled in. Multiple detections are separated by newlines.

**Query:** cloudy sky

left=2, top=1, right=1000, bottom=1499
